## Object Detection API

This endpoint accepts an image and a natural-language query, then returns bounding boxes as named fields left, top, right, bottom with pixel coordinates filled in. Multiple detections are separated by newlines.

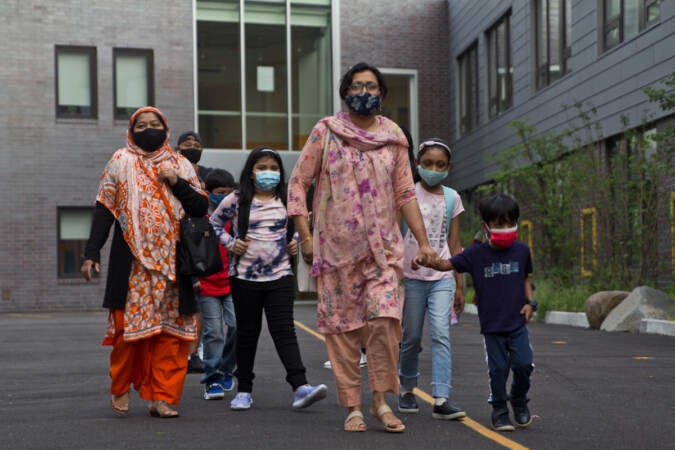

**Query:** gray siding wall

left=0, top=1, right=195, bottom=312
left=447, top=0, right=675, bottom=190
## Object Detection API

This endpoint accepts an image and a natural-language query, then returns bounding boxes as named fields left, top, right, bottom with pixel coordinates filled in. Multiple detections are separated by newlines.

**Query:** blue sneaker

left=292, top=384, right=327, bottom=409
left=203, top=382, right=225, bottom=400
left=220, top=375, right=235, bottom=392
left=230, top=392, right=253, bottom=410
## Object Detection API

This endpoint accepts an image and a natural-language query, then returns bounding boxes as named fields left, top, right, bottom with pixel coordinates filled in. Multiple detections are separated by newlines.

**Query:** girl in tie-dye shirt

left=210, top=146, right=327, bottom=412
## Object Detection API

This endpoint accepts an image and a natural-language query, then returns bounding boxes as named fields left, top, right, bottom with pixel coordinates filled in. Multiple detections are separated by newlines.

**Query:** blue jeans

left=399, top=277, right=455, bottom=399
left=483, top=325, right=534, bottom=406
left=197, top=293, right=237, bottom=384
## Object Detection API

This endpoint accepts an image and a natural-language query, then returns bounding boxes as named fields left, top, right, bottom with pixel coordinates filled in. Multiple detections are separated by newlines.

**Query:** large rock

left=585, top=291, right=629, bottom=329
left=600, top=286, right=674, bottom=332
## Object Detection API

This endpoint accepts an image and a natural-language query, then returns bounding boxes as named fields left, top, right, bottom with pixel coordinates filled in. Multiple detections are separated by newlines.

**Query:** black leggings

left=230, top=275, right=307, bottom=393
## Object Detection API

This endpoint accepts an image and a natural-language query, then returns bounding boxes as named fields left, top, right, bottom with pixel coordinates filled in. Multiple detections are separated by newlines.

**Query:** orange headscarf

left=96, top=106, right=204, bottom=281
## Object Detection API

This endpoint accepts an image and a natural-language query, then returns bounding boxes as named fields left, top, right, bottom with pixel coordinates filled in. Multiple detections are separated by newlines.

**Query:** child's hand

left=520, top=304, right=534, bottom=322
left=232, top=237, right=250, bottom=256
left=286, top=239, right=298, bottom=256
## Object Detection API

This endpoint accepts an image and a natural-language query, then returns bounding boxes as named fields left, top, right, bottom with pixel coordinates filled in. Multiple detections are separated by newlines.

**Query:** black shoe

left=432, top=400, right=466, bottom=420
left=398, top=392, right=419, bottom=413
left=187, top=353, right=205, bottom=373
left=491, top=406, right=515, bottom=431
left=511, top=401, right=532, bottom=427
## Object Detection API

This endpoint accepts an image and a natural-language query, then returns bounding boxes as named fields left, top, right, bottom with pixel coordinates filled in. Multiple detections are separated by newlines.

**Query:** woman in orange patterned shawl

left=81, top=106, right=208, bottom=418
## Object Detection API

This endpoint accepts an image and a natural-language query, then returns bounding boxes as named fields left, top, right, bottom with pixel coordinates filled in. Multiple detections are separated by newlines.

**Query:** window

left=58, top=208, right=94, bottom=278
left=457, top=42, right=479, bottom=134
left=486, top=12, right=512, bottom=117
left=114, top=48, right=154, bottom=120
left=534, top=0, right=572, bottom=90
left=55, top=46, right=97, bottom=119
left=602, top=0, right=661, bottom=51
left=196, top=0, right=333, bottom=151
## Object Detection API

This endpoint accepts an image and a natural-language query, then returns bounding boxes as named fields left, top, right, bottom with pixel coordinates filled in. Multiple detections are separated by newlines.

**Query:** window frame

left=113, top=48, right=155, bottom=121
left=486, top=11, right=513, bottom=118
left=457, top=41, right=479, bottom=135
left=54, top=45, right=98, bottom=119
left=601, top=0, right=661, bottom=52
left=534, top=0, right=572, bottom=90
left=57, top=207, right=95, bottom=279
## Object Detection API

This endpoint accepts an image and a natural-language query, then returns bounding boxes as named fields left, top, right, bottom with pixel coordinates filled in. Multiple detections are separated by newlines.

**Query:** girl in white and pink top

left=398, top=138, right=467, bottom=420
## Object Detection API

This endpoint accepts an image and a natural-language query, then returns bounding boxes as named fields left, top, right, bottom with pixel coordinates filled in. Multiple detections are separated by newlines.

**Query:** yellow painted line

left=551, top=340, right=567, bottom=344
left=632, top=356, right=653, bottom=360
left=294, top=320, right=325, bottom=342
left=295, top=318, right=529, bottom=450
left=413, top=388, right=529, bottom=450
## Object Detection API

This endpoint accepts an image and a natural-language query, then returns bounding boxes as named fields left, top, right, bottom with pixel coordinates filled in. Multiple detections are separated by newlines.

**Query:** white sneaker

left=359, top=352, right=367, bottom=367
left=323, top=360, right=332, bottom=369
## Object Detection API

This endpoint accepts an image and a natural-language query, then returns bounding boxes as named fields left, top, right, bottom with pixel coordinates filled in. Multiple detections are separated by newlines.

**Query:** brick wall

left=0, top=0, right=195, bottom=312
left=340, top=0, right=451, bottom=142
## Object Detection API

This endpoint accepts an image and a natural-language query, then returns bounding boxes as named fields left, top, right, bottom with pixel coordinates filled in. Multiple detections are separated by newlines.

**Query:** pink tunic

left=288, top=112, right=415, bottom=333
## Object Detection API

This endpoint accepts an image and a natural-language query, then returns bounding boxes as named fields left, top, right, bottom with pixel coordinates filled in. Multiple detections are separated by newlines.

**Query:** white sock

left=400, top=388, right=412, bottom=395
left=434, top=397, right=447, bottom=406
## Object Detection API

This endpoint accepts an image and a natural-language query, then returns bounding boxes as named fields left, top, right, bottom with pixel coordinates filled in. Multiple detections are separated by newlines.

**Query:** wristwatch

left=526, top=299, right=538, bottom=311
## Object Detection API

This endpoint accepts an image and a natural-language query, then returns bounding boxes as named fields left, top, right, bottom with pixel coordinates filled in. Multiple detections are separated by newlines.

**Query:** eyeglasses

left=348, top=81, right=379, bottom=93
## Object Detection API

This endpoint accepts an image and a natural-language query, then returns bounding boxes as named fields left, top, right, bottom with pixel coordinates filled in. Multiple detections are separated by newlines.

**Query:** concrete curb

left=639, top=318, right=675, bottom=336
left=544, top=311, right=590, bottom=328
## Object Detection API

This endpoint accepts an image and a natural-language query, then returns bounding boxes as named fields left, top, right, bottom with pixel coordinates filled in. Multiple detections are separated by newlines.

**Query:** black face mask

left=180, top=149, right=202, bottom=164
left=132, top=128, right=167, bottom=152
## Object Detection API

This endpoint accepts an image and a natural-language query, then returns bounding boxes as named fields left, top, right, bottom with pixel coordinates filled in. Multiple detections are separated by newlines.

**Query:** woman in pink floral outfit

left=288, top=62, right=436, bottom=433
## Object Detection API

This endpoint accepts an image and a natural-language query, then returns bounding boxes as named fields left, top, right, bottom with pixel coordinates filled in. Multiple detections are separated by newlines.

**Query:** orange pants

left=325, top=317, right=402, bottom=407
left=108, top=309, right=190, bottom=405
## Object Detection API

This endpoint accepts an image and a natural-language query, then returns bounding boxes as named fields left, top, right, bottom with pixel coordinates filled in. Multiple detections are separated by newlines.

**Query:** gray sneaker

left=432, top=400, right=466, bottom=420
left=398, top=392, right=419, bottom=413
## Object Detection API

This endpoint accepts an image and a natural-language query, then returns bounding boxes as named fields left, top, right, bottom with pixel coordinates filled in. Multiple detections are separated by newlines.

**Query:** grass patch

left=534, top=279, right=594, bottom=319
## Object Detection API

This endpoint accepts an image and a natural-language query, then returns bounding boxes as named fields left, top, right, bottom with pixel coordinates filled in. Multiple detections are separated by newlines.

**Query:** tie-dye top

left=210, top=192, right=293, bottom=282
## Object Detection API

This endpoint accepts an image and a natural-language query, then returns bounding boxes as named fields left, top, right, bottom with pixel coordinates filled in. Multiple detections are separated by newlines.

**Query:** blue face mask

left=254, top=170, right=281, bottom=191
left=209, top=193, right=226, bottom=208
left=344, top=92, right=381, bottom=116
left=417, top=165, right=448, bottom=186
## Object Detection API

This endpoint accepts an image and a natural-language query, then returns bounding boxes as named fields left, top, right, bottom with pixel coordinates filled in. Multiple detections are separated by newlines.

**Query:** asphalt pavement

left=0, top=304, right=673, bottom=449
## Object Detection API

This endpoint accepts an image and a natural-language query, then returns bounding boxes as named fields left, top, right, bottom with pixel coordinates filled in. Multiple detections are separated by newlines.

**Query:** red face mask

left=489, top=226, right=518, bottom=248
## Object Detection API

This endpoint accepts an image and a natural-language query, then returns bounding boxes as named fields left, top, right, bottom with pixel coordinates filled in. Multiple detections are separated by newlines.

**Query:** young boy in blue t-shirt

left=413, top=193, right=536, bottom=432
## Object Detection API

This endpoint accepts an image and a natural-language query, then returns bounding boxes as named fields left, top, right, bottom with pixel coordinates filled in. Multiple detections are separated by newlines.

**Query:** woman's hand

left=286, top=239, right=298, bottom=256
left=80, top=259, right=99, bottom=281
left=453, top=290, right=465, bottom=315
left=231, top=237, right=250, bottom=256
left=158, top=168, right=178, bottom=186
left=300, top=235, right=313, bottom=264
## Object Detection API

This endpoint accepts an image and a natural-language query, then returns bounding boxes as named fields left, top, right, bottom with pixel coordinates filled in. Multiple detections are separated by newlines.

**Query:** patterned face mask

left=344, top=92, right=381, bottom=116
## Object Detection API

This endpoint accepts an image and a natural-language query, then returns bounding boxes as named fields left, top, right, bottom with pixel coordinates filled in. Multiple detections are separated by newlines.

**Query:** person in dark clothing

left=175, top=130, right=214, bottom=187
left=81, top=106, right=208, bottom=419
left=413, top=193, right=536, bottom=432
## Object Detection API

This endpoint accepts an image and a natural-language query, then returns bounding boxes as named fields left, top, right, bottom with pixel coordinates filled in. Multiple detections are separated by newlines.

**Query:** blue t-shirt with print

left=450, top=241, right=533, bottom=334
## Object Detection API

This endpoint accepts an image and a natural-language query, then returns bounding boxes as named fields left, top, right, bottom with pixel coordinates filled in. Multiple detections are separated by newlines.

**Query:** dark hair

left=339, top=62, right=388, bottom=100
left=238, top=146, right=287, bottom=208
left=418, top=137, right=452, bottom=161
left=400, top=126, right=420, bottom=183
left=478, top=194, right=520, bottom=226
left=205, top=168, right=236, bottom=192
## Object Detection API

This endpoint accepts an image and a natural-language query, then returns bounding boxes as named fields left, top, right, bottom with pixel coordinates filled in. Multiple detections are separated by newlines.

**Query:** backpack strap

left=441, top=186, right=456, bottom=237
left=400, top=186, right=456, bottom=239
